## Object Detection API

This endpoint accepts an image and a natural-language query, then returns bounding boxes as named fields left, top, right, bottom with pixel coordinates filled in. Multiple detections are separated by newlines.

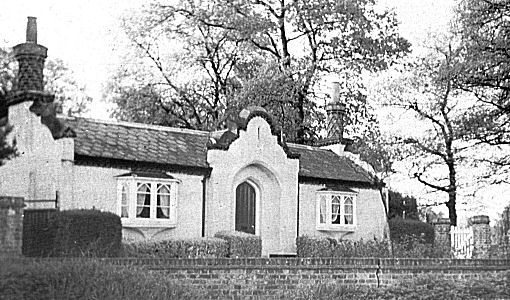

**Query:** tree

left=0, top=122, right=17, bottom=166
left=454, top=0, right=510, bottom=181
left=110, top=1, right=251, bottom=130
left=388, top=189, right=419, bottom=220
left=378, top=44, right=473, bottom=226
left=493, top=203, right=510, bottom=245
left=232, top=62, right=325, bottom=142
left=43, top=58, right=92, bottom=117
left=348, top=121, right=402, bottom=180
left=0, top=82, right=17, bottom=165
left=456, top=0, right=510, bottom=118
left=0, top=49, right=17, bottom=164
left=111, top=0, right=410, bottom=142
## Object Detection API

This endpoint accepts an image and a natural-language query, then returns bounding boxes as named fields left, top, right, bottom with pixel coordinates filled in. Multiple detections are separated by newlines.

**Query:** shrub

left=296, top=235, right=391, bottom=258
left=296, top=235, right=334, bottom=257
left=391, top=235, right=452, bottom=258
left=0, top=259, right=204, bottom=299
left=214, top=231, right=262, bottom=257
left=388, top=217, right=434, bottom=244
left=123, top=237, right=228, bottom=258
left=48, top=209, right=122, bottom=257
left=389, top=217, right=452, bottom=258
left=296, top=235, right=451, bottom=258
left=488, top=242, right=510, bottom=259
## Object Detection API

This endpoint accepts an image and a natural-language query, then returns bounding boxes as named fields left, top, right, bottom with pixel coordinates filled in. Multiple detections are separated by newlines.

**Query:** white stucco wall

left=0, top=102, right=72, bottom=209
left=0, top=101, right=204, bottom=240
left=298, top=182, right=388, bottom=241
left=2, top=101, right=388, bottom=249
left=68, top=165, right=204, bottom=241
left=207, top=116, right=299, bottom=256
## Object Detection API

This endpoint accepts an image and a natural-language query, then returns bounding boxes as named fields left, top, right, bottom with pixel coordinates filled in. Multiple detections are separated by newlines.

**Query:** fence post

left=434, top=218, right=451, bottom=249
left=0, top=196, right=25, bottom=256
left=470, top=215, right=491, bottom=259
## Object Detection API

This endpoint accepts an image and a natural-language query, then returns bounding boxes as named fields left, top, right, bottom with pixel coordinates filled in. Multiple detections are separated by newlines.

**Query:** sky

left=4, top=1, right=507, bottom=222
left=1, top=0, right=457, bottom=106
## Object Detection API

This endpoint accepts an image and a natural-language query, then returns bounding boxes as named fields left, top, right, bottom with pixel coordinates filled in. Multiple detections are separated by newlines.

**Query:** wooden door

left=235, top=182, right=256, bottom=234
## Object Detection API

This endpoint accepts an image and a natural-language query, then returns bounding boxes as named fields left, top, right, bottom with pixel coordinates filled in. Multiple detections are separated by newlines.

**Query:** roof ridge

left=61, top=116, right=211, bottom=136
left=287, top=143, right=322, bottom=151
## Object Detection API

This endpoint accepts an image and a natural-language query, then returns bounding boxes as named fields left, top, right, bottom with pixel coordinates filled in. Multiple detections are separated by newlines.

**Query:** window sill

left=121, top=218, right=177, bottom=228
left=316, top=225, right=356, bottom=232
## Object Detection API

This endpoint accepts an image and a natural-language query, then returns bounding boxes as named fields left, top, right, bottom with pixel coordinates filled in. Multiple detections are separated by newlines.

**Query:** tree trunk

left=295, top=90, right=306, bottom=143
left=445, top=192, right=457, bottom=226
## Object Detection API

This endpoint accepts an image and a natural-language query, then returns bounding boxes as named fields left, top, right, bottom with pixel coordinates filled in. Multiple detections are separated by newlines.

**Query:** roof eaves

left=74, top=155, right=212, bottom=176
left=298, top=175, right=376, bottom=187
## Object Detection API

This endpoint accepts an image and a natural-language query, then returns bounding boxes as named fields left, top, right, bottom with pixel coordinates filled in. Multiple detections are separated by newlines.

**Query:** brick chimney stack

left=6, top=17, right=74, bottom=139
left=12, top=17, right=48, bottom=92
left=325, top=82, right=346, bottom=140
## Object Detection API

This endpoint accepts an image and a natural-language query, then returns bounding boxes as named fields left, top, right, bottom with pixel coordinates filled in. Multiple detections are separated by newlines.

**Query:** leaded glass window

left=121, top=184, right=129, bottom=218
left=157, top=184, right=171, bottom=219
left=136, top=183, right=151, bottom=218
left=316, top=192, right=357, bottom=229
left=117, top=174, right=179, bottom=226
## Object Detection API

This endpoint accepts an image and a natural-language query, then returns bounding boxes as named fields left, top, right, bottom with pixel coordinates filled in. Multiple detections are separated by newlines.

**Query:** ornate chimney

left=326, top=82, right=346, bottom=141
left=12, top=17, right=48, bottom=93
left=7, top=17, right=75, bottom=139
left=317, top=81, right=350, bottom=156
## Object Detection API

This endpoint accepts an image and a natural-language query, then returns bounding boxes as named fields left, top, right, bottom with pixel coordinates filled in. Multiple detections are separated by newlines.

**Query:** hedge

left=296, top=235, right=391, bottom=258
left=388, top=217, right=434, bottom=244
left=214, top=231, right=262, bottom=258
left=48, top=209, right=122, bottom=257
left=296, top=235, right=451, bottom=258
left=123, top=237, right=228, bottom=258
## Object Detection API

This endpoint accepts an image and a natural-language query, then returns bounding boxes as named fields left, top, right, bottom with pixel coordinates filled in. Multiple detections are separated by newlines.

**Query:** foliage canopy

left=110, top=0, right=410, bottom=143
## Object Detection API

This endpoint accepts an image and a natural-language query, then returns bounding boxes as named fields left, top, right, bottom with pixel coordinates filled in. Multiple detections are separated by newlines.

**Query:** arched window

left=319, top=195, right=327, bottom=225
left=121, top=184, right=129, bottom=218
left=117, top=172, right=179, bottom=226
left=157, top=184, right=171, bottom=219
left=331, top=196, right=341, bottom=224
left=344, top=197, right=354, bottom=225
left=136, top=183, right=151, bottom=218
left=316, top=191, right=357, bottom=230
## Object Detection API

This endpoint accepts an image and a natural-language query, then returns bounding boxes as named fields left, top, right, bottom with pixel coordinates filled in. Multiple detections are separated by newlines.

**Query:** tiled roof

left=64, top=118, right=374, bottom=184
left=64, top=118, right=210, bottom=169
left=288, top=144, right=374, bottom=183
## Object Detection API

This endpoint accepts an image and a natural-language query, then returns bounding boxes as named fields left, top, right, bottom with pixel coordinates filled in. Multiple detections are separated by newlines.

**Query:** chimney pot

left=332, top=81, right=341, bottom=103
left=26, top=17, right=37, bottom=43
left=325, top=81, right=346, bottom=140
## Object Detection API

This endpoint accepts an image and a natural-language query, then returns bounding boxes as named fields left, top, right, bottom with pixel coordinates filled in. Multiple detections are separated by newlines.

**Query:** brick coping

left=4, top=257, right=510, bottom=269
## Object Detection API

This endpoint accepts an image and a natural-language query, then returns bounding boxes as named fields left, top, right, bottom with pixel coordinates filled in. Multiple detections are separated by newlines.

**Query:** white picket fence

left=451, top=226, right=473, bottom=258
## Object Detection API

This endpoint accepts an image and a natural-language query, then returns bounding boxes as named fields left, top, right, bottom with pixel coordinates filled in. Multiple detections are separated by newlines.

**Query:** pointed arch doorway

left=235, top=181, right=256, bottom=234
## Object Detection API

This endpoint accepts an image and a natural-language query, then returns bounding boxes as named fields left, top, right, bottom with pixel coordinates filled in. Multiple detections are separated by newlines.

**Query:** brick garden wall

left=11, top=257, right=508, bottom=298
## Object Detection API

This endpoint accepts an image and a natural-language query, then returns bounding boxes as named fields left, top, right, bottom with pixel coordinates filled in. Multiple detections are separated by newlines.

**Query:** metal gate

left=451, top=226, right=473, bottom=258
left=22, top=193, right=59, bottom=257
